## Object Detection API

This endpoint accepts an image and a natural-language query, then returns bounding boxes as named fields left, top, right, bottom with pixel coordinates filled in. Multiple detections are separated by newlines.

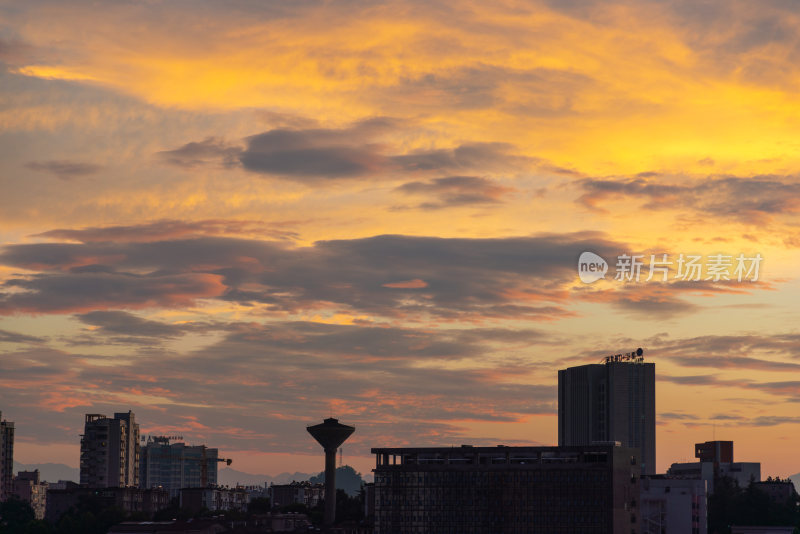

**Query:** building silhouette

left=139, top=436, right=221, bottom=497
left=269, top=481, right=324, bottom=509
left=12, top=470, right=48, bottom=519
left=0, top=411, right=14, bottom=501
left=558, top=352, right=656, bottom=474
left=372, top=444, right=641, bottom=533
left=80, top=411, right=140, bottom=488
left=46, top=486, right=168, bottom=523
left=667, top=440, right=759, bottom=494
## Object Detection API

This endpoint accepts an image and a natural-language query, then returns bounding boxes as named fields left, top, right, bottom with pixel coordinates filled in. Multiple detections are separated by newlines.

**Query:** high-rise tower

left=558, top=349, right=655, bottom=474
left=80, top=411, right=140, bottom=488
left=140, top=436, right=223, bottom=497
left=0, top=411, right=14, bottom=501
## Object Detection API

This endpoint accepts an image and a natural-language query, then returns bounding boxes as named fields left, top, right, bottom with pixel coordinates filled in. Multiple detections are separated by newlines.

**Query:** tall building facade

left=0, top=411, right=14, bottom=501
left=372, top=444, right=641, bottom=534
left=558, top=356, right=656, bottom=474
left=80, top=411, right=140, bottom=488
left=13, top=470, right=48, bottom=519
left=139, top=436, right=220, bottom=497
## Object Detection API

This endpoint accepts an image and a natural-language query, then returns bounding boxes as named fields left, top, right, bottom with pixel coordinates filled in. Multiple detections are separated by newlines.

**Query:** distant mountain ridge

left=13, top=462, right=79, bottom=483
left=219, top=465, right=371, bottom=496
left=217, top=467, right=316, bottom=487
left=309, top=465, right=365, bottom=496
left=10, top=461, right=374, bottom=492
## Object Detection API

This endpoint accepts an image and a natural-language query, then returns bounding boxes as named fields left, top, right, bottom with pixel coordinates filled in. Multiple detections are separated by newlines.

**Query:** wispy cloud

left=577, top=175, right=800, bottom=224
left=25, top=160, right=102, bottom=180
left=394, top=176, right=514, bottom=210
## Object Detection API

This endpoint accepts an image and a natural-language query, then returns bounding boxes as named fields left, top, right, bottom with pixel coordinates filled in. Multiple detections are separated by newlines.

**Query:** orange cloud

left=382, top=278, right=428, bottom=288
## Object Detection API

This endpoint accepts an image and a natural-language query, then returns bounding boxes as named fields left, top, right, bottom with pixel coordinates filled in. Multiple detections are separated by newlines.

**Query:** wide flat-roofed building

left=372, top=444, right=641, bottom=534
left=667, top=440, right=759, bottom=494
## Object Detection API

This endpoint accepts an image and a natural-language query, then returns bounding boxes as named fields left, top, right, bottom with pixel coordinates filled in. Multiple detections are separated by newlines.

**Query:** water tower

left=307, top=417, right=355, bottom=527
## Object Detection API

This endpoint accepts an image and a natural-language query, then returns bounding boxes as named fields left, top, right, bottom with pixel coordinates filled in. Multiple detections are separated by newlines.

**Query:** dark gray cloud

left=612, top=293, right=698, bottom=318
left=35, top=219, right=301, bottom=243
left=577, top=175, right=800, bottom=223
left=157, top=137, right=241, bottom=168
left=0, top=328, right=44, bottom=344
left=651, top=333, right=800, bottom=362
left=383, top=64, right=592, bottom=116
left=0, top=232, right=624, bottom=319
left=161, top=118, right=535, bottom=182
left=708, top=414, right=800, bottom=427
left=25, top=160, right=102, bottom=180
left=241, top=136, right=380, bottom=178
left=237, top=118, right=395, bottom=179
left=392, top=142, right=529, bottom=174
left=3, top=227, right=766, bottom=321
left=670, top=355, right=800, bottom=372
left=0, top=320, right=559, bottom=455
left=659, top=374, right=723, bottom=386
left=0, top=271, right=224, bottom=314
left=75, top=310, right=187, bottom=338
left=660, top=412, right=700, bottom=421
left=394, top=175, right=513, bottom=209
left=653, top=332, right=800, bottom=402
left=0, top=37, right=34, bottom=64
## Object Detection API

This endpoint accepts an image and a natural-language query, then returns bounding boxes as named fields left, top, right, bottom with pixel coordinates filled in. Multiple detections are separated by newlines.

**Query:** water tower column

left=307, top=417, right=356, bottom=528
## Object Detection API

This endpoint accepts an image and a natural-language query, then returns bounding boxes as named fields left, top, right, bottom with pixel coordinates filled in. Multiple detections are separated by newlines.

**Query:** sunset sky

left=2, top=0, right=800, bottom=480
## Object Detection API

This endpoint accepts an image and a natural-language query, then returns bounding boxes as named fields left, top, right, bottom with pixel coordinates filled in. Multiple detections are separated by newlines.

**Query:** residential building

left=667, top=441, right=759, bottom=494
left=269, top=480, right=324, bottom=508
left=80, top=411, right=140, bottom=488
left=372, top=444, right=641, bottom=534
left=0, top=411, right=14, bottom=501
left=116, top=411, right=140, bottom=487
left=180, top=487, right=248, bottom=514
left=558, top=352, right=656, bottom=474
left=46, top=486, right=169, bottom=523
left=13, top=470, right=48, bottom=519
left=241, top=483, right=269, bottom=501
left=140, top=436, right=222, bottom=497
left=47, top=480, right=80, bottom=490
left=640, top=476, right=706, bottom=534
